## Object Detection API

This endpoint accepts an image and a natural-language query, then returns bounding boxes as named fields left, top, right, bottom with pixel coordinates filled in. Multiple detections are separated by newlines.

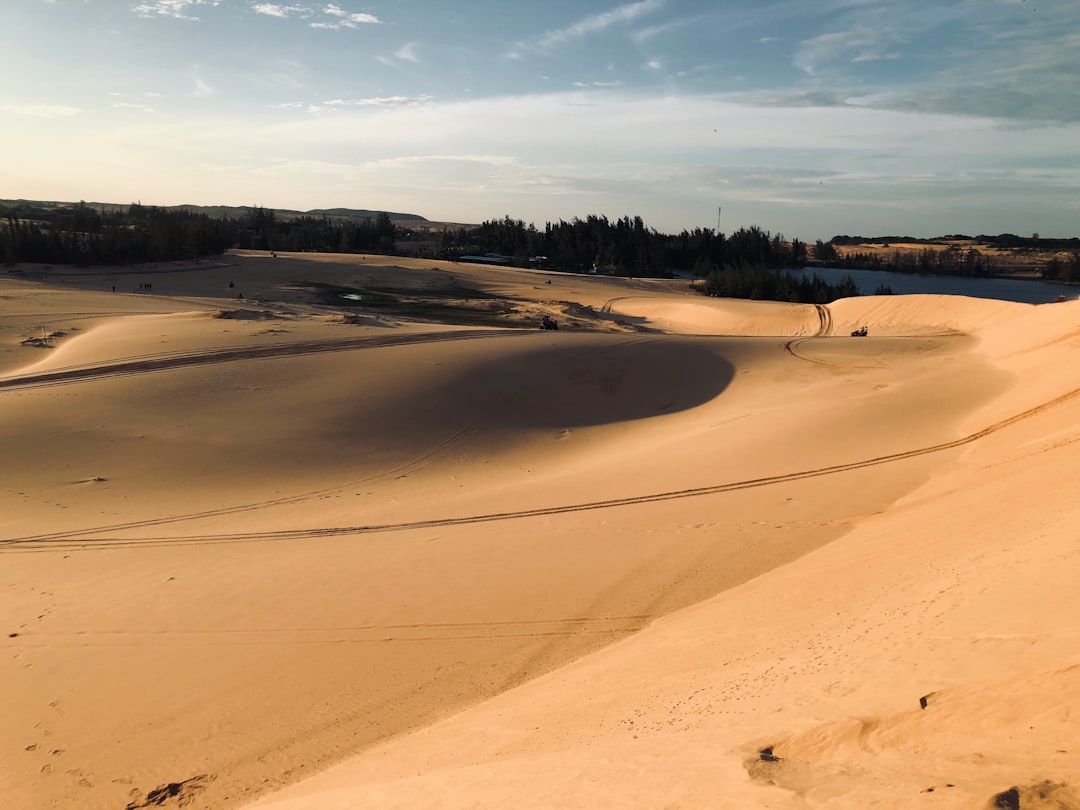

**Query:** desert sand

left=2, top=251, right=1078, bottom=810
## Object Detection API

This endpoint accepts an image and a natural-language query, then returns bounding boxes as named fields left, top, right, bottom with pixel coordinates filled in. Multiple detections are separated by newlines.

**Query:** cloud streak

left=275, top=95, right=434, bottom=114
left=506, top=0, right=665, bottom=58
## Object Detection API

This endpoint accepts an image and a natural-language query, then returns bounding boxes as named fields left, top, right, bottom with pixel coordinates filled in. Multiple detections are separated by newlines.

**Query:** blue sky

left=3, top=0, right=1079, bottom=239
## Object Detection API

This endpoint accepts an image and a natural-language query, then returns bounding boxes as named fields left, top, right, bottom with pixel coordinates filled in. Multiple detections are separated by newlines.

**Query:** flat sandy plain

left=3, top=251, right=1079, bottom=809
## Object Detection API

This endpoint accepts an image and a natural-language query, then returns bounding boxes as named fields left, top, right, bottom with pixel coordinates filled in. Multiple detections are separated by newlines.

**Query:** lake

left=783, top=266, right=1077, bottom=305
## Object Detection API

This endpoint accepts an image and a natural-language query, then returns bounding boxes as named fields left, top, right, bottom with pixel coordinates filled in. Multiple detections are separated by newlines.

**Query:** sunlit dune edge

left=2, top=253, right=1077, bottom=810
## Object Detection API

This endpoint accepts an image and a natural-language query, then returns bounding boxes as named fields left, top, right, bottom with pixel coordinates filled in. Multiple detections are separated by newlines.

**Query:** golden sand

left=3, top=252, right=1078, bottom=809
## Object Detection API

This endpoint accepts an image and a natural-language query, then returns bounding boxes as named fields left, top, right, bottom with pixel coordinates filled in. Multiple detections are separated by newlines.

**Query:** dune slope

left=3, top=255, right=1074, bottom=810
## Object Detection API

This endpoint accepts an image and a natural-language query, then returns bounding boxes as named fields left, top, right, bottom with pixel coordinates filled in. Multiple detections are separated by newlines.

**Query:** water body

left=783, top=266, right=1077, bottom=305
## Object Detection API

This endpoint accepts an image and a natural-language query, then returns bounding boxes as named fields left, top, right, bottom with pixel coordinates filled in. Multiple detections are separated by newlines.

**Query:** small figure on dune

left=851, top=325, right=868, bottom=337
left=540, top=315, right=559, bottom=331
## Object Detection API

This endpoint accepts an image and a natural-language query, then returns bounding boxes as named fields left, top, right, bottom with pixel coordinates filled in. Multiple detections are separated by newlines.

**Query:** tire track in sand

left=6, top=378, right=1080, bottom=552
left=815, top=303, right=833, bottom=336
left=15, top=614, right=652, bottom=648
left=783, top=303, right=835, bottom=364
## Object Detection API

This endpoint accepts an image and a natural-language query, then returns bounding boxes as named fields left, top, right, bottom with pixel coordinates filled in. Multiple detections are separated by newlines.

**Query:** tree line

left=812, top=240, right=993, bottom=277
left=436, top=216, right=856, bottom=303
left=830, top=233, right=1080, bottom=251
left=0, top=202, right=402, bottom=266
left=817, top=233, right=1080, bottom=282
left=0, top=203, right=815, bottom=281
left=2, top=202, right=862, bottom=304
left=1042, top=252, right=1080, bottom=282
left=1, top=202, right=235, bottom=265
left=435, top=215, right=809, bottom=275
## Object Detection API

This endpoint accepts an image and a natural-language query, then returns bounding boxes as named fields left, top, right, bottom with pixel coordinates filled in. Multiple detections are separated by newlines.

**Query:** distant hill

left=306, top=207, right=427, bottom=222
left=0, top=199, right=429, bottom=224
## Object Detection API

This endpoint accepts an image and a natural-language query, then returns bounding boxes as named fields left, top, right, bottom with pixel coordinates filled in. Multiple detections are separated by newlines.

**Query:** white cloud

left=317, top=3, right=381, bottom=28
left=132, top=0, right=220, bottom=21
left=251, top=3, right=312, bottom=19
left=251, top=0, right=381, bottom=28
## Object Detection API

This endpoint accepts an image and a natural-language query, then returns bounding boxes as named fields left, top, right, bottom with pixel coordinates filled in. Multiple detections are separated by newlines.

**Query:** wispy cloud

left=0, top=104, right=81, bottom=117
left=794, top=29, right=900, bottom=76
left=251, top=3, right=312, bottom=19
left=112, top=102, right=156, bottom=113
left=246, top=60, right=310, bottom=90
left=506, top=0, right=665, bottom=58
left=394, top=42, right=421, bottom=63
left=192, top=66, right=215, bottom=97
left=311, top=3, right=381, bottom=29
left=275, top=95, right=433, bottom=114
left=375, top=42, right=422, bottom=68
left=632, top=13, right=704, bottom=43
left=133, top=0, right=220, bottom=21
left=251, top=2, right=380, bottom=27
left=360, top=154, right=522, bottom=170
left=322, top=95, right=432, bottom=108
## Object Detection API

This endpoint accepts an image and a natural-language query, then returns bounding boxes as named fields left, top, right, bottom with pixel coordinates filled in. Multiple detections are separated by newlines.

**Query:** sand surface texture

left=3, top=252, right=1078, bottom=809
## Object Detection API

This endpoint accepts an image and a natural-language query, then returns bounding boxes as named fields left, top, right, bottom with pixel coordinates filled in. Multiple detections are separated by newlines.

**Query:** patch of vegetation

left=701, top=261, right=859, bottom=303
left=307, top=282, right=534, bottom=328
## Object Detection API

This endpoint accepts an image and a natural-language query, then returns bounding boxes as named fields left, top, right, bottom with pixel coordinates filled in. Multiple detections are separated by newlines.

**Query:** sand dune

left=3, top=253, right=1078, bottom=810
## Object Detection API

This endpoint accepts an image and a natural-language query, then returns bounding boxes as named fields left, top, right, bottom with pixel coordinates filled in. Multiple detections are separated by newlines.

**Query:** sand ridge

left=2, top=253, right=1077, bottom=809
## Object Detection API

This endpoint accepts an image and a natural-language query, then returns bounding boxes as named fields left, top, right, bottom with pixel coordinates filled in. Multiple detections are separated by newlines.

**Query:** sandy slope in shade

left=247, top=297, right=1080, bottom=809
left=1, top=253, right=1076, bottom=810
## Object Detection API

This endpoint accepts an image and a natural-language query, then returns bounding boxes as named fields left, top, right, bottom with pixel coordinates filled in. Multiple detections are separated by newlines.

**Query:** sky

left=2, top=0, right=1079, bottom=240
